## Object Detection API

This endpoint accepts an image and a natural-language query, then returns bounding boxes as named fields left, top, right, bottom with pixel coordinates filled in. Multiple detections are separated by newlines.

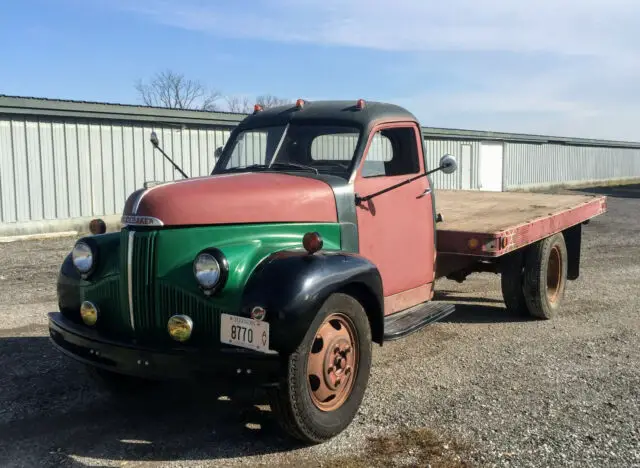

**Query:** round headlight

left=168, top=315, right=193, bottom=342
left=72, top=241, right=94, bottom=274
left=194, top=253, right=221, bottom=289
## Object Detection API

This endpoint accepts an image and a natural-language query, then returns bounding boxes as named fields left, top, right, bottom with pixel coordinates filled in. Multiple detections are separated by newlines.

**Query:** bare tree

left=256, top=94, right=293, bottom=108
left=225, top=95, right=253, bottom=113
left=135, top=69, right=222, bottom=111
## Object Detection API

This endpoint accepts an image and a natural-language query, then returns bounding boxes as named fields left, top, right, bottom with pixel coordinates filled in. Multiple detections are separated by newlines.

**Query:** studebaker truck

left=48, top=99, right=607, bottom=443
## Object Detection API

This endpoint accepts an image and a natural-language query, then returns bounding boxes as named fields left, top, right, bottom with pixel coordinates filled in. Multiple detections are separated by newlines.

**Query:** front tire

left=268, top=293, right=372, bottom=444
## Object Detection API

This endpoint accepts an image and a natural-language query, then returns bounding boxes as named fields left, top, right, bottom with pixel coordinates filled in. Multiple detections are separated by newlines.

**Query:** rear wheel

left=500, top=250, right=528, bottom=315
left=522, top=233, right=568, bottom=319
left=268, top=293, right=372, bottom=444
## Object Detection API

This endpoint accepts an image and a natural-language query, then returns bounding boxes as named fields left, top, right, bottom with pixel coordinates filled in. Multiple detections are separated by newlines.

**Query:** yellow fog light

left=80, top=301, right=99, bottom=326
left=167, top=315, right=194, bottom=342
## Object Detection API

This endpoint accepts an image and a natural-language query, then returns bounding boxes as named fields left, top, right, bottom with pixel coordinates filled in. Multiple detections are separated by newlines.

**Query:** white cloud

left=112, top=0, right=639, bottom=56
left=107, top=0, right=640, bottom=140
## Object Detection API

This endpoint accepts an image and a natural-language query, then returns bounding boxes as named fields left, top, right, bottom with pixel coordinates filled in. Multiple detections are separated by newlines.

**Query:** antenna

left=149, top=131, right=189, bottom=179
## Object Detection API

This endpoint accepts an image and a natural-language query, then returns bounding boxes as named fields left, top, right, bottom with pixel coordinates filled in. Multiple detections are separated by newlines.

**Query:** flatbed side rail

left=436, top=195, right=607, bottom=257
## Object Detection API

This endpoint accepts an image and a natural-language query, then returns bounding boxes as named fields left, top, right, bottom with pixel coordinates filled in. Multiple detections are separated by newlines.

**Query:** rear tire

left=500, top=250, right=528, bottom=315
left=523, top=233, right=568, bottom=319
left=268, top=293, right=372, bottom=444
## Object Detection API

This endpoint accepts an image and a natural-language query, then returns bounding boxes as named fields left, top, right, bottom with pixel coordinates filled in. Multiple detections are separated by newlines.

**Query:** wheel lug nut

left=344, top=345, right=351, bottom=353
left=345, top=366, right=352, bottom=375
left=334, top=346, right=340, bottom=354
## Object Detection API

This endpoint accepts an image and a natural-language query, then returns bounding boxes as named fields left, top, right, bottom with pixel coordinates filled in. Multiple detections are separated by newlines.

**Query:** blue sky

left=2, top=0, right=639, bottom=140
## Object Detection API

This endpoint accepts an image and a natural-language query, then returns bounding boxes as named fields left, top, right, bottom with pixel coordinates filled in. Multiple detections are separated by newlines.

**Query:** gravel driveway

left=0, top=185, right=638, bottom=467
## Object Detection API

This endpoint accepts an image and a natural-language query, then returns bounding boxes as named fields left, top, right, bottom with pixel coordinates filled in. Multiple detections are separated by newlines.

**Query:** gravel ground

left=0, top=185, right=638, bottom=467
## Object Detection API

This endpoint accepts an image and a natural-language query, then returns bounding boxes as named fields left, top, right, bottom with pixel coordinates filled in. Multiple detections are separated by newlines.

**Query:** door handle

left=417, top=187, right=432, bottom=198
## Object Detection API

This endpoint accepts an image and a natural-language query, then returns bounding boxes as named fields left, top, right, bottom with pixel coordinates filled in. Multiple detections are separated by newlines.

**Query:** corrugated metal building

left=1, top=95, right=640, bottom=235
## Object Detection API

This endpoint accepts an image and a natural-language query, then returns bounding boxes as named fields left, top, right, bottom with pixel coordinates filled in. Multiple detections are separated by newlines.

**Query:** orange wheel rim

left=307, top=313, right=358, bottom=412
left=546, top=245, right=563, bottom=303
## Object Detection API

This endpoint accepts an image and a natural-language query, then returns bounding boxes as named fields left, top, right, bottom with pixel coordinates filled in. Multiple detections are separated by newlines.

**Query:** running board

left=383, top=301, right=456, bottom=341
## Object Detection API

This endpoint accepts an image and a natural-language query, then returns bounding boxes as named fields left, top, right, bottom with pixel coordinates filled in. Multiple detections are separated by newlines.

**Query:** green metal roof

left=2, top=94, right=640, bottom=149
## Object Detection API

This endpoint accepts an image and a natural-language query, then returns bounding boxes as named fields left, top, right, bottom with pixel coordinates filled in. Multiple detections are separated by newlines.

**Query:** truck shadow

left=0, top=335, right=304, bottom=467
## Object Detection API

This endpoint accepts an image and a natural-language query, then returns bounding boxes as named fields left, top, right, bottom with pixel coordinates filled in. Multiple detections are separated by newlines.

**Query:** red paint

left=122, top=173, right=337, bottom=226
left=436, top=196, right=607, bottom=257
left=383, top=284, right=431, bottom=316
left=354, top=121, right=435, bottom=300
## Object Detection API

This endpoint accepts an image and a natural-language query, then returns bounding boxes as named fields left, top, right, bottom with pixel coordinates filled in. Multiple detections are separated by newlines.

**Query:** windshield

left=213, top=123, right=362, bottom=178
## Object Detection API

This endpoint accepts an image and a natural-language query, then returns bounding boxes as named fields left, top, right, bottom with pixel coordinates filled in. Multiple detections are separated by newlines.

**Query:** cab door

left=353, top=122, right=435, bottom=315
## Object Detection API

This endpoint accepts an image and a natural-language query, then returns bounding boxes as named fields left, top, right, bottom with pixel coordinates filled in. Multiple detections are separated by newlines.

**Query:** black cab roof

left=237, top=100, right=420, bottom=130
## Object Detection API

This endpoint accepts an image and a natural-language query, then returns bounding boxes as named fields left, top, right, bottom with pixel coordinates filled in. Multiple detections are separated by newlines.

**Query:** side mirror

left=150, top=131, right=159, bottom=147
left=439, top=154, right=457, bottom=174
left=214, top=147, right=223, bottom=159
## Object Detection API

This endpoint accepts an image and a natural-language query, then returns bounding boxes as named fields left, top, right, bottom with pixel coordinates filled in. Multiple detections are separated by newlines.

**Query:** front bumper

left=48, top=312, right=282, bottom=383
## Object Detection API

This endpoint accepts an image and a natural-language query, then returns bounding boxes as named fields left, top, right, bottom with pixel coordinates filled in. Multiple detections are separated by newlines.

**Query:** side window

left=361, top=127, right=420, bottom=177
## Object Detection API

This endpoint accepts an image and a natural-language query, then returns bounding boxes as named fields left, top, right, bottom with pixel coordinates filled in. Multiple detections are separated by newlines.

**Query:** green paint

left=88, top=231, right=122, bottom=279
left=73, top=222, right=341, bottom=342
left=154, top=222, right=341, bottom=311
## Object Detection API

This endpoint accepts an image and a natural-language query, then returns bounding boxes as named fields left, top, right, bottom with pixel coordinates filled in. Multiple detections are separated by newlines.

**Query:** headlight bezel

left=72, top=239, right=97, bottom=279
left=193, top=248, right=229, bottom=296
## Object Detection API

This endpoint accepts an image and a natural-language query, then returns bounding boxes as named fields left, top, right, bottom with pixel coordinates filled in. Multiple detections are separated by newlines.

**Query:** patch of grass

left=321, top=427, right=473, bottom=468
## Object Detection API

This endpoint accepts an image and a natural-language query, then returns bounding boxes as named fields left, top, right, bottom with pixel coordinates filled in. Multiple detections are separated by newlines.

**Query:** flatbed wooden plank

left=435, top=190, right=598, bottom=233
left=434, top=190, right=606, bottom=256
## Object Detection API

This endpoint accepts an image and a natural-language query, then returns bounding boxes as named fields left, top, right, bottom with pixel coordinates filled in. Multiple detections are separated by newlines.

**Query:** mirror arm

left=355, top=165, right=443, bottom=204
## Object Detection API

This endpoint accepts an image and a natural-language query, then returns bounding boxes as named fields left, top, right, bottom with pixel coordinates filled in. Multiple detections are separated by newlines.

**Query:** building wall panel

left=11, top=120, right=30, bottom=222
left=63, top=123, right=81, bottom=219
left=38, top=122, right=56, bottom=220
left=0, top=120, right=16, bottom=223
left=504, top=143, right=640, bottom=190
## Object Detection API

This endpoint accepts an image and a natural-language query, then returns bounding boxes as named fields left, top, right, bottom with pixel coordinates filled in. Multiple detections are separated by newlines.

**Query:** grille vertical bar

left=130, top=230, right=158, bottom=339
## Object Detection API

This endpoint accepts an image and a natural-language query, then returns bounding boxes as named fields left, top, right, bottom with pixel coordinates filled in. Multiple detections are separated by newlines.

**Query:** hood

left=122, top=172, right=338, bottom=226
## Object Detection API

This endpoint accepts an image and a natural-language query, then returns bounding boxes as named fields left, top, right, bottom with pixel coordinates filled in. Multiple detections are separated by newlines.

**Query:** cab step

left=383, top=301, right=456, bottom=341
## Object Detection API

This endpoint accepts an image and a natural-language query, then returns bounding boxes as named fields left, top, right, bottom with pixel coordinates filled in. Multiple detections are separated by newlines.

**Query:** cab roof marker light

left=356, top=99, right=366, bottom=110
left=296, top=98, right=305, bottom=109
left=253, top=104, right=263, bottom=114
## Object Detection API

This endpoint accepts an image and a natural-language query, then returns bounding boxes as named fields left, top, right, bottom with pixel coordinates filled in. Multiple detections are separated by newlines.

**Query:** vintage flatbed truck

left=48, top=99, right=607, bottom=443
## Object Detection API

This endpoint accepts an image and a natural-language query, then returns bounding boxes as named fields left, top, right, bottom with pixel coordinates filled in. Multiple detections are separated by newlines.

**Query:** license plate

left=220, top=313, right=270, bottom=352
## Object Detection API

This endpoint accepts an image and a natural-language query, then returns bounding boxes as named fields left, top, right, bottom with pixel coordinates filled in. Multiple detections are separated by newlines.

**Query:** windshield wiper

left=269, top=162, right=319, bottom=174
left=217, top=164, right=267, bottom=173
left=219, top=162, right=319, bottom=174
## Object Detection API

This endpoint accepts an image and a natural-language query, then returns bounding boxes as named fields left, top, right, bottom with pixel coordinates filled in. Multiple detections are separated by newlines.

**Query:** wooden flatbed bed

left=434, top=190, right=607, bottom=257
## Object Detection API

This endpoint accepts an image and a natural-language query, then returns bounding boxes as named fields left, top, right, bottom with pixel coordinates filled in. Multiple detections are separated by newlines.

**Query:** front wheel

left=268, top=293, right=372, bottom=444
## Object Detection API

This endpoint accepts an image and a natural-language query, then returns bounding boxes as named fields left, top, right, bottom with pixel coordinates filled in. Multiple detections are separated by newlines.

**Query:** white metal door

left=479, top=142, right=504, bottom=191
